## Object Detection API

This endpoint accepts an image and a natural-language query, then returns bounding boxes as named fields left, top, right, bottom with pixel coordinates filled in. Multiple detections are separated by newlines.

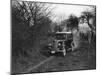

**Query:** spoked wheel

left=40, top=46, right=52, bottom=57
left=67, top=48, right=72, bottom=52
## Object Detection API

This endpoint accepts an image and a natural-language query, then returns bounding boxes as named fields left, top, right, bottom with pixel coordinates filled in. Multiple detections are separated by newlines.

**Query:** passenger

left=71, top=28, right=80, bottom=51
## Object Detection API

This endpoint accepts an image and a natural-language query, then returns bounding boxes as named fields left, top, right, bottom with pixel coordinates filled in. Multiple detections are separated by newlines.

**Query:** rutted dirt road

left=24, top=42, right=96, bottom=73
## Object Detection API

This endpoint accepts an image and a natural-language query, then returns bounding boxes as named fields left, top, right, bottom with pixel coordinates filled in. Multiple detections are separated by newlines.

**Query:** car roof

left=55, top=31, right=72, bottom=34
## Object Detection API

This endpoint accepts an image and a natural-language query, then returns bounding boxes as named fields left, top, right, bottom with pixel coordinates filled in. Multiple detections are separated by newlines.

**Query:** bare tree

left=81, top=7, right=96, bottom=32
left=12, top=1, right=53, bottom=26
left=81, top=7, right=96, bottom=44
left=12, top=1, right=53, bottom=56
left=63, top=14, right=79, bottom=31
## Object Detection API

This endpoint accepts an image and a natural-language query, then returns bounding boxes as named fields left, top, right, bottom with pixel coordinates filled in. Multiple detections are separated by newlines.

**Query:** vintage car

left=47, top=31, right=73, bottom=56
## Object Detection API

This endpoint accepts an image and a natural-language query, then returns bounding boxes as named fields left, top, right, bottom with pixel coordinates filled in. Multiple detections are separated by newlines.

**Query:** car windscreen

left=67, top=34, right=73, bottom=39
left=55, top=34, right=66, bottom=40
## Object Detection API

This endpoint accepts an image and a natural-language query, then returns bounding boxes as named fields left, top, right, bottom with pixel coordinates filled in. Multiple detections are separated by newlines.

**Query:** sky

left=50, top=3, right=94, bottom=22
left=12, top=0, right=94, bottom=23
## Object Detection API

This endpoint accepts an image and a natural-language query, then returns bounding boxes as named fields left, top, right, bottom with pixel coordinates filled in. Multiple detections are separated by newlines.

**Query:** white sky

left=12, top=1, right=94, bottom=23
left=50, top=3, right=94, bottom=22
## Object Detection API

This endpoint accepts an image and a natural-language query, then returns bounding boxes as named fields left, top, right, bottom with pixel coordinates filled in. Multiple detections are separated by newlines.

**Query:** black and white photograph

left=11, top=0, right=96, bottom=74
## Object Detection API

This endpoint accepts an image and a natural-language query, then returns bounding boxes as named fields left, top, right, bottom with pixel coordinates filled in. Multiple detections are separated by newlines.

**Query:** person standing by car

left=71, top=28, right=80, bottom=51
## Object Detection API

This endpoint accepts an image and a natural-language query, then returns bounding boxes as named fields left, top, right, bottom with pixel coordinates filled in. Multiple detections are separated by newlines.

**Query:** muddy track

left=18, top=42, right=95, bottom=74
left=22, top=56, right=55, bottom=73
